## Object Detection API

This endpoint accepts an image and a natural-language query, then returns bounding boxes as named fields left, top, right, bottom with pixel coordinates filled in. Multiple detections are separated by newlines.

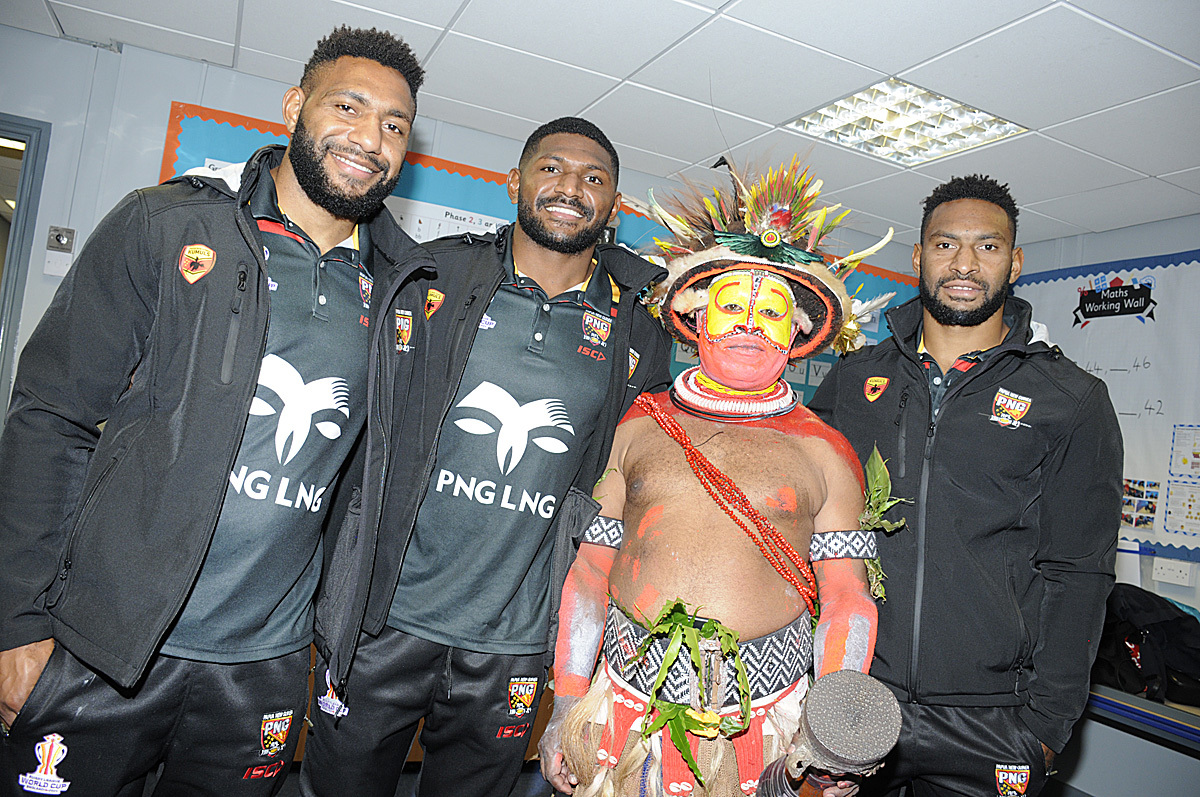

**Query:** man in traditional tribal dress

left=539, top=161, right=894, bottom=797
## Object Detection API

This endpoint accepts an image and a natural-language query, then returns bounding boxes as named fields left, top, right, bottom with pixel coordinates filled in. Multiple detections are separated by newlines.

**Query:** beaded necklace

left=633, top=393, right=818, bottom=613
left=670, top=367, right=797, bottom=422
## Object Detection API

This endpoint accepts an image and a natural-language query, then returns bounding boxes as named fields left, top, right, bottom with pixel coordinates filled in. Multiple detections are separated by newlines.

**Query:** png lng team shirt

left=387, top=257, right=619, bottom=654
left=161, top=175, right=370, bottom=662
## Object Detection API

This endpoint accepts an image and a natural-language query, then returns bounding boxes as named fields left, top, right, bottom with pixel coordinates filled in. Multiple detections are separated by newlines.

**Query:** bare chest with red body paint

left=606, top=392, right=865, bottom=638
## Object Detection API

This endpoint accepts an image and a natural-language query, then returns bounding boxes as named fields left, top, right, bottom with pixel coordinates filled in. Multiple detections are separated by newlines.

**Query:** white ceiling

left=2, top=0, right=1199, bottom=244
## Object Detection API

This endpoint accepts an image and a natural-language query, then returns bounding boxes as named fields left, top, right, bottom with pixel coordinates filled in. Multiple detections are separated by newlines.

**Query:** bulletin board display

left=159, top=101, right=916, bottom=404
left=1014, top=249, right=1200, bottom=562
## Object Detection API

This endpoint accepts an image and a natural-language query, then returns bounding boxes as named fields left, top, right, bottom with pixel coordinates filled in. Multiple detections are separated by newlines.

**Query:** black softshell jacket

left=808, top=296, right=1121, bottom=752
left=0, top=146, right=434, bottom=688
left=313, top=227, right=672, bottom=700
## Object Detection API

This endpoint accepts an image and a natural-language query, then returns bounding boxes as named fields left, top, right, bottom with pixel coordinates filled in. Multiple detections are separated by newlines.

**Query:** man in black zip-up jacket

left=809, top=175, right=1121, bottom=797
left=303, top=118, right=672, bottom=797
left=0, top=28, right=433, bottom=795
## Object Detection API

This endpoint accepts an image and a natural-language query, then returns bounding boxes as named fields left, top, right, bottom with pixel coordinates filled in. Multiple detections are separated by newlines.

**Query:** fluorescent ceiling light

left=787, top=78, right=1026, bottom=166
left=0, top=137, right=26, bottom=152
left=4, top=199, right=14, bottom=210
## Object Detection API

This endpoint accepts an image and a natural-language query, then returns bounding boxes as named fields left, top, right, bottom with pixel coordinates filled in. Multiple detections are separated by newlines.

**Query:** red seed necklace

left=634, top=394, right=818, bottom=614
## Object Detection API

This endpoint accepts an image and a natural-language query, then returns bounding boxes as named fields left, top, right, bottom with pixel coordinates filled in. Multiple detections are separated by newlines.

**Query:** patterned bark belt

left=602, top=603, right=811, bottom=707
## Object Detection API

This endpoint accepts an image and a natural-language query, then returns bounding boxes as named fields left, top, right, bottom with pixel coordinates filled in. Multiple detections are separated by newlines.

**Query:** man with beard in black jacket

left=301, top=118, right=673, bottom=797
left=0, top=26, right=429, bottom=795
left=809, top=175, right=1121, bottom=797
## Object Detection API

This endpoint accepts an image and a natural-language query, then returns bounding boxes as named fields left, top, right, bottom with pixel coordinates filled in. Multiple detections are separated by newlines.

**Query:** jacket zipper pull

left=894, top=388, right=909, bottom=425
left=923, top=421, right=936, bottom=459
left=58, top=558, right=72, bottom=580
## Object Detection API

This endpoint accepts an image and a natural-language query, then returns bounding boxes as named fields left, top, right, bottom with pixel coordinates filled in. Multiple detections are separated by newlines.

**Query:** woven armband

left=582, top=515, right=624, bottom=548
left=809, top=529, right=877, bottom=561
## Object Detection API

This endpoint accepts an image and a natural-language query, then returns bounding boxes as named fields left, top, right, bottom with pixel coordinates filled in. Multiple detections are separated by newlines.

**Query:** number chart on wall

left=1014, top=248, right=1200, bottom=560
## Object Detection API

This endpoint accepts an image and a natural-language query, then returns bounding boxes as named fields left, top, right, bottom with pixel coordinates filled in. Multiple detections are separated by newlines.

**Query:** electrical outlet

left=1152, top=558, right=1194, bottom=586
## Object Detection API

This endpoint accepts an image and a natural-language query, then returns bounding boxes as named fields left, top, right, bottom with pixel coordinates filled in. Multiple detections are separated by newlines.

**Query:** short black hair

left=920, top=174, right=1019, bottom=243
left=519, top=117, right=619, bottom=183
left=301, top=26, right=425, bottom=103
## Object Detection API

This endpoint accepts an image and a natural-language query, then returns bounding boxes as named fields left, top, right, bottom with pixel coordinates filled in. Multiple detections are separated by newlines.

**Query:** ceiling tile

left=422, top=33, right=618, bottom=124
left=1011, top=208, right=1090, bottom=245
left=55, top=0, right=239, bottom=41
left=335, top=0, right=466, bottom=29
left=415, top=93, right=540, bottom=146
left=584, top=83, right=770, bottom=164
left=611, top=145, right=690, bottom=179
left=235, top=48, right=304, bottom=86
left=49, top=2, right=234, bottom=64
left=1025, top=178, right=1200, bottom=232
left=726, top=0, right=1047, bottom=75
left=825, top=171, right=944, bottom=230
left=913, top=132, right=1145, bottom=203
left=1043, top=80, right=1200, bottom=177
left=1072, top=0, right=1200, bottom=62
left=633, top=16, right=882, bottom=124
left=240, top=0, right=442, bottom=64
left=0, top=0, right=62, bottom=36
left=901, top=4, right=1200, bottom=129
left=453, top=0, right=711, bottom=77
left=1160, top=166, right=1200, bottom=196
left=725, top=129, right=904, bottom=190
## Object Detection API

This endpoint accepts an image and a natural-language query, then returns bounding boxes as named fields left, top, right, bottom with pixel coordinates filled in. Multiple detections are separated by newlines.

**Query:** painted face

left=698, top=270, right=796, bottom=391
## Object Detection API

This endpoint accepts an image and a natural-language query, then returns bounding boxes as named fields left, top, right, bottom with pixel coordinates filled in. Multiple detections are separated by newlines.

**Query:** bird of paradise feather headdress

left=628, top=157, right=894, bottom=359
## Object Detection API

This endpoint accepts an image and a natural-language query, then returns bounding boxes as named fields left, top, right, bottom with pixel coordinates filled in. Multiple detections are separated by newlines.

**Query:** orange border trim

left=857, top=262, right=917, bottom=286
left=159, top=101, right=290, bottom=184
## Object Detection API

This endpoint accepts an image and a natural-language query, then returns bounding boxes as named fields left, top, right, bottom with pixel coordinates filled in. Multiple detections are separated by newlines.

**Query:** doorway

left=0, top=113, right=50, bottom=405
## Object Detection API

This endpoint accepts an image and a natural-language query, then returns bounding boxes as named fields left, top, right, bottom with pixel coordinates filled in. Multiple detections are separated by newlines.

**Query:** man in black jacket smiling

left=0, top=26, right=429, bottom=795
left=809, top=175, right=1121, bottom=797
left=302, top=118, right=672, bottom=797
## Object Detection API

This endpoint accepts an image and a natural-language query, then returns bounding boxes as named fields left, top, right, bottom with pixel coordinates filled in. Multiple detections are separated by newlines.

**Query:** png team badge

left=395, top=309, right=413, bottom=353
left=317, top=669, right=349, bottom=718
left=628, top=348, right=640, bottom=379
left=259, top=710, right=293, bottom=758
left=863, top=376, right=890, bottom=402
left=425, top=289, right=445, bottom=319
left=178, top=244, right=215, bottom=284
left=507, top=677, right=538, bottom=718
left=359, top=274, right=373, bottom=309
left=994, top=763, right=1030, bottom=796
left=990, top=387, right=1032, bottom=429
left=18, top=733, right=71, bottom=795
left=582, top=311, right=611, bottom=347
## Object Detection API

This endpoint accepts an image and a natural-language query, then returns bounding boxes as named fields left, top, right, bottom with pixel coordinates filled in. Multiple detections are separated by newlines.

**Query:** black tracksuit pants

left=300, top=626, right=547, bottom=797
left=859, top=703, right=1053, bottom=797
left=1, top=645, right=309, bottom=796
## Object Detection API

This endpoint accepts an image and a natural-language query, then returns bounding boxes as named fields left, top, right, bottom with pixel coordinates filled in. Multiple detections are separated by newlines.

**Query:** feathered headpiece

left=628, top=157, right=894, bottom=359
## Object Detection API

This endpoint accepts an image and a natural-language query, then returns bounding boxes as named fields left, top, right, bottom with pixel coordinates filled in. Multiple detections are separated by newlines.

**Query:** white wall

left=1022, top=213, right=1200, bottom=274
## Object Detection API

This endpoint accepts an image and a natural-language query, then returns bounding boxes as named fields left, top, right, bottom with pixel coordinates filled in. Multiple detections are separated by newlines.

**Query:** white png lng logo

left=452, top=381, right=574, bottom=474
left=249, top=354, right=350, bottom=465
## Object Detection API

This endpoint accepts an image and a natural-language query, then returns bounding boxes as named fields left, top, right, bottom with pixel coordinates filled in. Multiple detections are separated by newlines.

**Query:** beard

left=516, top=194, right=610, bottom=255
left=288, top=116, right=401, bottom=221
left=918, top=268, right=1010, bottom=327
